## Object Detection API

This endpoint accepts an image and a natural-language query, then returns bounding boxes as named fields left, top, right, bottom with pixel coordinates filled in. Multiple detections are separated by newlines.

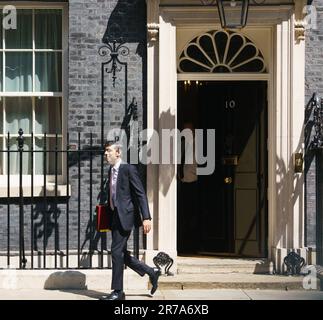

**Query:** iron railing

left=0, top=129, right=140, bottom=269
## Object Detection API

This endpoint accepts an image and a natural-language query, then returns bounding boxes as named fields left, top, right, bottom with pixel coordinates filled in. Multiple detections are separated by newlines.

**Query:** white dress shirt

left=110, top=158, right=122, bottom=209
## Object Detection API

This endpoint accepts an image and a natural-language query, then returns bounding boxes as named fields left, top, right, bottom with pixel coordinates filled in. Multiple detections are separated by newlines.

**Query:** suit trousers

left=111, top=209, right=152, bottom=291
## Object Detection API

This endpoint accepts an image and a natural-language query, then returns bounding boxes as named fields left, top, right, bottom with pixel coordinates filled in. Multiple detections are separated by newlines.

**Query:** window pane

left=5, top=9, right=32, bottom=49
left=35, top=52, right=62, bottom=92
left=5, top=52, right=32, bottom=92
left=6, top=97, right=32, bottom=134
left=7, top=137, right=31, bottom=174
left=35, top=137, right=62, bottom=175
left=35, top=97, right=62, bottom=134
left=0, top=99, right=2, bottom=134
left=0, top=14, right=2, bottom=49
left=0, top=54, right=3, bottom=91
left=35, top=9, right=62, bottom=49
left=0, top=138, right=3, bottom=174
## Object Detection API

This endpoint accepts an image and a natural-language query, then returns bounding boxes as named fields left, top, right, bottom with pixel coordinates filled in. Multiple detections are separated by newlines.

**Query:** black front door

left=177, top=81, right=268, bottom=257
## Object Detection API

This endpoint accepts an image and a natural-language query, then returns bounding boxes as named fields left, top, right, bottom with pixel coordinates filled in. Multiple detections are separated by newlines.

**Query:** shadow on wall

left=273, top=95, right=310, bottom=252
left=304, top=94, right=316, bottom=249
left=304, top=93, right=316, bottom=174
left=102, top=0, right=146, bottom=59
left=33, top=202, right=61, bottom=251
left=101, top=0, right=147, bottom=172
left=275, top=152, right=304, bottom=248
left=157, top=110, right=176, bottom=197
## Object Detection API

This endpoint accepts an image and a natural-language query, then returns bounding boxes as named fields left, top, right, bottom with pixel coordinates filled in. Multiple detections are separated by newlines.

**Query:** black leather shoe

left=149, top=268, right=161, bottom=295
left=100, top=290, right=125, bottom=300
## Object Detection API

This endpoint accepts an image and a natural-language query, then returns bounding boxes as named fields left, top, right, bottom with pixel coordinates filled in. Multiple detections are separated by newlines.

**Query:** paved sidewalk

left=0, top=289, right=322, bottom=300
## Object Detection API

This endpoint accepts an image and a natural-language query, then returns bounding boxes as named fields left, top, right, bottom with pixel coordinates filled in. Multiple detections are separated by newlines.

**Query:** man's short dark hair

left=104, top=140, right=115, bottom=149
left=104, top=140, right=123, bottom=153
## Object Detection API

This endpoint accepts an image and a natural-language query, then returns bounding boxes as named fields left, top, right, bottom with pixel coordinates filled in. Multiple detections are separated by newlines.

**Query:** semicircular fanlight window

left=178, top=30, right=266, bottom=73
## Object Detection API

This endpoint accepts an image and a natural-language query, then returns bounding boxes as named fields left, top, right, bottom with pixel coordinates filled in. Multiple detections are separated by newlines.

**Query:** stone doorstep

left=177, top=258, right=274, bottom=274
left=177, top=256, right=268, bottom=264
left=177, top=265, right=272, bottom=274
left=153, top=274, right=320, bottom=291
left=157, top=281, right=309, bottom=291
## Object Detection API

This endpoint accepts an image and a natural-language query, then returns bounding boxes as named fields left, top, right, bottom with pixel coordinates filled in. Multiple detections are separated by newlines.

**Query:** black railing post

left=78, top=132, right=81, bottom=268
left=89, top=132, right=93, bottom=268
left=7, top=132, right=10, bottom=268
left=43, top=133, right=47, bottom=268
left=55, top=133, right=58, bottom=268
left=66, top=132, right=70, bottom=268
left=316, top=150, right=323, bottom=265
left=31, top=132, right=34, bottom=269
left=17, top=128, right=27, bottom=269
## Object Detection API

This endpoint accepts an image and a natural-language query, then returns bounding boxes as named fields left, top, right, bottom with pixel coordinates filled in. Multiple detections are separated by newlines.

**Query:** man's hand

left=143, top=219, right=151, bottom=234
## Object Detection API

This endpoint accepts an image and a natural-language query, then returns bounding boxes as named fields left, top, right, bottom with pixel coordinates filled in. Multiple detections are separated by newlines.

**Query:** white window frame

left=0, top=2, right=68, bottom=197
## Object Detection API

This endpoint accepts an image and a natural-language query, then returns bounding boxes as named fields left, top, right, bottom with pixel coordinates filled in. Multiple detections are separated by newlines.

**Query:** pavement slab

left=0, top=289, right=322, bottom=300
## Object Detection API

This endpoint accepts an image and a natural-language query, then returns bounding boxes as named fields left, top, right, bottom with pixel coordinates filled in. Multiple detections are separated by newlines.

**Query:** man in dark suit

left=100, top=141, right=161, bottom=301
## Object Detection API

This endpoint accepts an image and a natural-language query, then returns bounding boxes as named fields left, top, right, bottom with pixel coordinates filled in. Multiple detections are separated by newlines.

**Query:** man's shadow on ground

left=57, top=289, right=154, bottom=299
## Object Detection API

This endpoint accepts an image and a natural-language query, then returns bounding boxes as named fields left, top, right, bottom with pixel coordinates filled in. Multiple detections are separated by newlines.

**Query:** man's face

left=104, top=145, right=120, bottom=165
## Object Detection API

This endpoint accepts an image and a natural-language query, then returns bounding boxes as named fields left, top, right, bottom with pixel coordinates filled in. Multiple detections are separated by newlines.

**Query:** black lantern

left=217, top=0, right=249, bottom=29
left=201, top=0, right=250, bottom=29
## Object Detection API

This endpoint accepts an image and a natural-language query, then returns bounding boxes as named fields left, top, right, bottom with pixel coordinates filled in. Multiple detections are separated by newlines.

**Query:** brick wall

left=0, top=0, right=147, bottom=260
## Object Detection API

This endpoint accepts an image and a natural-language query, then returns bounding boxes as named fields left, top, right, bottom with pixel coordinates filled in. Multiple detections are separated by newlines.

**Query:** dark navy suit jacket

left=105, top=162, right=151, bottom=231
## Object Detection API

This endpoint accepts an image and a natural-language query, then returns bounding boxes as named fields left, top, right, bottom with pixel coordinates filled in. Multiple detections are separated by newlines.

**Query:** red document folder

left=96, top=205, right=112, bottom=232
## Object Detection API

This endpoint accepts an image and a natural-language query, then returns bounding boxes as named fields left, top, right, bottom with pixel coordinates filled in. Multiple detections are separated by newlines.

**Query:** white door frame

left=145, top=1, right=307, bottom=273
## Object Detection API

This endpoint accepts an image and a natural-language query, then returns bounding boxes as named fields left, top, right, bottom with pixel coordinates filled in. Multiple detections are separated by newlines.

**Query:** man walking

left=100, top=140, right=161, bottom=300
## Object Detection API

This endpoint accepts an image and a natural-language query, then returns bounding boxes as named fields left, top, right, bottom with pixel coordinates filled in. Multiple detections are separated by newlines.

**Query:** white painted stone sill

left=0, top=176, right=71, bottom=198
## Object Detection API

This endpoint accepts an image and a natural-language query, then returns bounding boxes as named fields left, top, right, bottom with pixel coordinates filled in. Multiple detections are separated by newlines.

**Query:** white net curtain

left=0, top=9, right=63, bottom=175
